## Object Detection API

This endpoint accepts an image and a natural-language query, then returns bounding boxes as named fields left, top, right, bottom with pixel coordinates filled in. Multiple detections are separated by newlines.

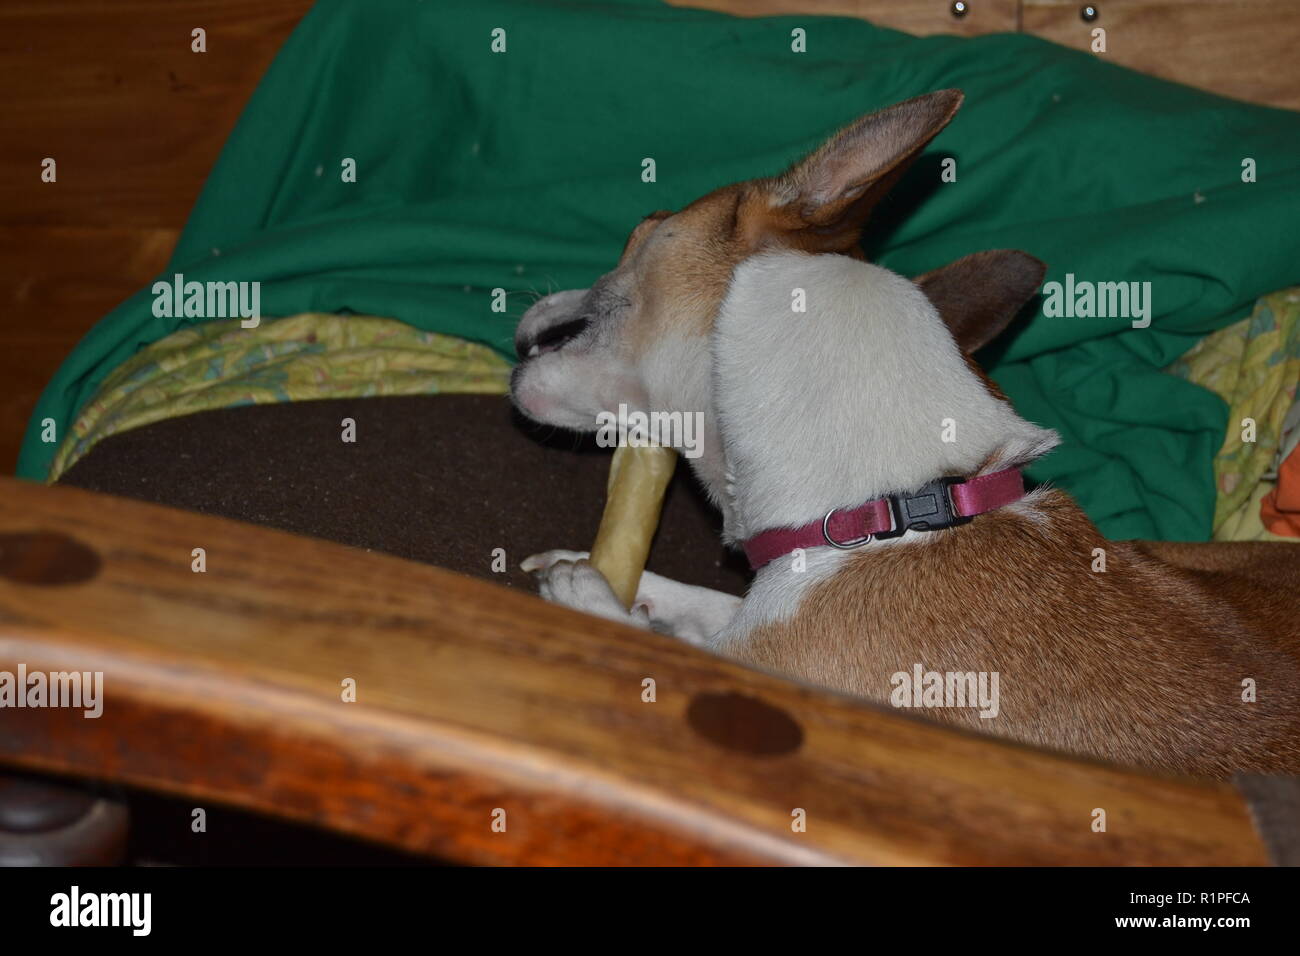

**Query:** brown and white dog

left=511, top=90, right=1300, bottom=778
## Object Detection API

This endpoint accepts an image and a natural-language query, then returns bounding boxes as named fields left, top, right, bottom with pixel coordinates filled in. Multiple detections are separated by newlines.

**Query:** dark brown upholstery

left=58, top=394, right=750, bottom=597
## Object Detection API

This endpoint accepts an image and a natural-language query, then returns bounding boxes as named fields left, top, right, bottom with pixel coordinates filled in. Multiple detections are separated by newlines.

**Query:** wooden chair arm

left=0, top=477, right=1269, bottom=865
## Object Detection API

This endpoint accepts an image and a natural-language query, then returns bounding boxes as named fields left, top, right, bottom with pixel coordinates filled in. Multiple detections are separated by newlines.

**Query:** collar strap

left=742, top=468, right=1025, bottom=571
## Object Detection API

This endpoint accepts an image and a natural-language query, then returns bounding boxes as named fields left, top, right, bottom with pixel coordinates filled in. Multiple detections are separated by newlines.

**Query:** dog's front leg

left=522, top=550, right=741, bottom=646
left=631, top=568, right=741, bottom=645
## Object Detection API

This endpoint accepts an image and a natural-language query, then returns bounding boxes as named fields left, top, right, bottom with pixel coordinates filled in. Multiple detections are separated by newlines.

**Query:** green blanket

left=20, top=0, right=1300, bottom=539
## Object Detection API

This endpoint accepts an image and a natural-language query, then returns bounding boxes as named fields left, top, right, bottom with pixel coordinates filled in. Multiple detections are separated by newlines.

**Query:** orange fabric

left=1260, top=445, right=1300, bottom=537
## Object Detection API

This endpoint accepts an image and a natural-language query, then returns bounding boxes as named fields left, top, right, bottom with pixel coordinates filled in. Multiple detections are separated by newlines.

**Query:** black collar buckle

left=872, top=476, right=973, bottom=540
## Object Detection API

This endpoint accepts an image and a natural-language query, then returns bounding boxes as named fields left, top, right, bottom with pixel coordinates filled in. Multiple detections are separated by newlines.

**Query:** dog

left=511, top=90, right=1300, bottom=778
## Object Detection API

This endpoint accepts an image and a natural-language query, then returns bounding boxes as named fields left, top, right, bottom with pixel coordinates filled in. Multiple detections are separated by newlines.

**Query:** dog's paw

left=521, top=550, right=650, bottom=628
left=520, top=549, right=591, bottom=573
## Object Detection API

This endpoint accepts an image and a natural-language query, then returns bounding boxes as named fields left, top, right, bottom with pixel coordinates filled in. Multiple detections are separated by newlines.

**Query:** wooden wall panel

left=0, top=1, right=312, bottom=473
left=0, top=226, right=178, bottom=472
left=0, top=0, right=314, bottom=228
left=668, top=0, right=1022, bottom=35
left=676, top=0, right=1300, bottom=110
left=1024, top=0, right=1300, bottom=110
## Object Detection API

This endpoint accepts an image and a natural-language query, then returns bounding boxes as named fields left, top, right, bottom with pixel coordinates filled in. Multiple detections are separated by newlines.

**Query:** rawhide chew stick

left=588, top=443, right=677, bottom=609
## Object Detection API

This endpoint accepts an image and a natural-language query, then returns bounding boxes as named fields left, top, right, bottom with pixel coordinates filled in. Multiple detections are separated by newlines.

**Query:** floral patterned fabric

left=1167, top=288, right=1300, bottom=541
left=49, top=313, right=511, bottom=482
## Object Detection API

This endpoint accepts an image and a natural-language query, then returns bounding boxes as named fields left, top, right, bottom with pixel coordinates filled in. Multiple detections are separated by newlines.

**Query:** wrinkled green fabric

left=20, top=0, right=1300, bottom=539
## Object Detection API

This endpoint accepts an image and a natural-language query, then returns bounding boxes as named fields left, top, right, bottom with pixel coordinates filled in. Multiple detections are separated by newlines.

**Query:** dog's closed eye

left=526, top=317, right=591, bottom=357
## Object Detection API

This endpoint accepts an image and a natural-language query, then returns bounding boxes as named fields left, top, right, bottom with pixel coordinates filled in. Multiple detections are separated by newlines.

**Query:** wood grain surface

left=0, top=477, right=1271, bottom=865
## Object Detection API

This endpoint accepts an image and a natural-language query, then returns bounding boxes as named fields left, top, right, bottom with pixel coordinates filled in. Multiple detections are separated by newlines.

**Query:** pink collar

left=741, top=468, right=1026, bottom=570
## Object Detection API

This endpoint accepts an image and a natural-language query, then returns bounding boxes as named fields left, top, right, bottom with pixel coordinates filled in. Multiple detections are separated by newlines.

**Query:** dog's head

left=510, top=90, right=964, bottom=430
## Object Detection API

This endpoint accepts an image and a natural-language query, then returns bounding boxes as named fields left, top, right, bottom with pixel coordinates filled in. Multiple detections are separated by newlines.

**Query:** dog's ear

left=750, top=90, right=963, bottom=253
left=914, top=250, right=1046, bottom=353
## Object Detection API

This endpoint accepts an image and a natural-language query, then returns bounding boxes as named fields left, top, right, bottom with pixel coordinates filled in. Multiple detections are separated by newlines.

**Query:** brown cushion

left=57, top=394, right=749, bottom=597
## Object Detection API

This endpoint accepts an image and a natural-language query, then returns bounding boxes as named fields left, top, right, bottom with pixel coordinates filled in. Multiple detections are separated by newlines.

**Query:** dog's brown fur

left=724, top=491, right=1300, bottom=778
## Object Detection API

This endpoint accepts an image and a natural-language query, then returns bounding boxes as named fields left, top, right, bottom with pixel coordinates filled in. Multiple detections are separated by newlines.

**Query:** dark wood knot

left=686, top=691, right=804, bottom=756
left=0, top=531, right=102, bottom=586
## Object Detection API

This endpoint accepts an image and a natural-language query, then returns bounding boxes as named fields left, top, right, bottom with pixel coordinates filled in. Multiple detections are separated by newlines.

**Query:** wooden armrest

left=0, top=477, right=1269, bottom=865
